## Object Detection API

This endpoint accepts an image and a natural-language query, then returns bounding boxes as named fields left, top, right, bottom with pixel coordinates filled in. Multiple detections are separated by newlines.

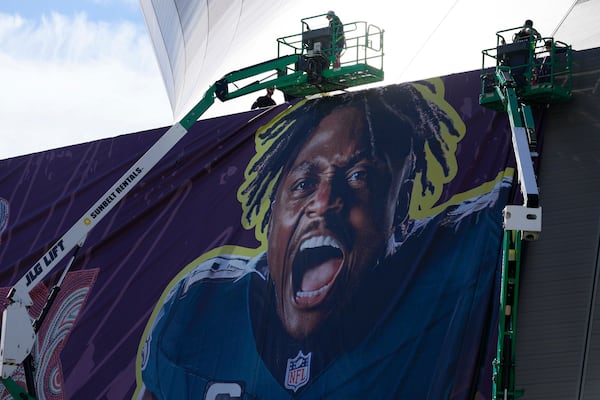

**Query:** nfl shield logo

left=284, top=350, right=312, bottom=392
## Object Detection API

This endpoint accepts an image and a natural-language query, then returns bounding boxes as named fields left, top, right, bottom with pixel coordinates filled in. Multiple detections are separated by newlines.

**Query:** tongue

left=301, top=257, right=343, bottom=292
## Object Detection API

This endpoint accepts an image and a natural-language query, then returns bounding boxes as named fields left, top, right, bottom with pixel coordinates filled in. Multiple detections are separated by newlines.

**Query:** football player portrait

left=136, top=80, right=508, bottom=399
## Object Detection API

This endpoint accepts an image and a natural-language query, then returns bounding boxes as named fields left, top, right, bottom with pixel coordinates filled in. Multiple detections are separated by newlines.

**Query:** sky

left=0, top=0, right=579, bottom=159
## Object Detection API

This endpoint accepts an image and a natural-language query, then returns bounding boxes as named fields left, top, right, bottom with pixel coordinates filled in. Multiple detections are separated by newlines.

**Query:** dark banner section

left=0, top=74, right=516, bottom=399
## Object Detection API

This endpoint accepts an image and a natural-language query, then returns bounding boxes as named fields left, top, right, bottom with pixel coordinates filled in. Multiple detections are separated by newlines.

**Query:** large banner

left=0, top=75, right=516, bottom=399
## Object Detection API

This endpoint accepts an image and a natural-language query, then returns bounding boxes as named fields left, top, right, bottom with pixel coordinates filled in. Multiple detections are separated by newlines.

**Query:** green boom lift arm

left=0, top=15, right=384, bottom=399
left=479, top=26, right=572, bottom=400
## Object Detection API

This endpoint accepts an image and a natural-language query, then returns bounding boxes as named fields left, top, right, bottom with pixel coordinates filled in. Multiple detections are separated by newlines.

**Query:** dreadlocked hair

left=237, top=80, right=464, bottom=244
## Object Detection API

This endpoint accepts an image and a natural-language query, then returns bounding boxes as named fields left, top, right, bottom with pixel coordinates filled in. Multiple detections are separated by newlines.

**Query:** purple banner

left=0, top=73, right=516, bottom=399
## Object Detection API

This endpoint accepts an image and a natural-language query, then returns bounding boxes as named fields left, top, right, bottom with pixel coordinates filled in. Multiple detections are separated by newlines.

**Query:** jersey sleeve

left=140, top=276, right=182, bottom=397
left=140, top=254, right=259, bottom=397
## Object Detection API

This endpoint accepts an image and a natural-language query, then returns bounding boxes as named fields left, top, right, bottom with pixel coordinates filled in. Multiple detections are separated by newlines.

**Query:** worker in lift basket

left=326, top=10, right=345, bottom=69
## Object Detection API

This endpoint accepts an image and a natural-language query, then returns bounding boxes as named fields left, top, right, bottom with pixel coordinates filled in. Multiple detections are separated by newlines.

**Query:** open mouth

left=292, top=236, right=344, bottom=307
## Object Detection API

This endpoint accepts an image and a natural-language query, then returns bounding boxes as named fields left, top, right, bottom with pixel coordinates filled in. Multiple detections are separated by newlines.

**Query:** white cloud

left=0, top=1, right=586, bottom=159
left=0, top=12, right=172, bottom=159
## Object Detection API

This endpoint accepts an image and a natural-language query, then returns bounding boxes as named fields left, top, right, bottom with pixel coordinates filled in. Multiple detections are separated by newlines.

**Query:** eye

left=291, top=178, right=316, bottom=195
left=347, top=168, right=368, bottom=187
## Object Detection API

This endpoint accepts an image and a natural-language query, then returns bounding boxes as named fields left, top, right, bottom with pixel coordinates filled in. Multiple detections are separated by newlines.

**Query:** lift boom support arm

left=0, top=54, right=306, bottom=394
left=494, top=68, right=539, bottom=209
left=492, top=67, right=541, bottom=400
left=0, top=16, right=387, bottom=393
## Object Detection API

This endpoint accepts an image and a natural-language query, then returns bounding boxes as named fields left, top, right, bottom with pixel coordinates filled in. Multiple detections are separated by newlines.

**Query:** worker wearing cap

left=326, top=11, right=345, bottom=69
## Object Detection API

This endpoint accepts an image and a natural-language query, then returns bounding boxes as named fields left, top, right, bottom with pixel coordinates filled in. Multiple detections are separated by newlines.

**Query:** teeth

left=300, top=236, right=340, bottom=251
left=297, top=284, right=330, bottom=298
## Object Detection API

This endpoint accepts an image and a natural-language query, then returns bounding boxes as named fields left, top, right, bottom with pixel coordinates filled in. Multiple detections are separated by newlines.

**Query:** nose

left=306, top=179, right=343, bottom=217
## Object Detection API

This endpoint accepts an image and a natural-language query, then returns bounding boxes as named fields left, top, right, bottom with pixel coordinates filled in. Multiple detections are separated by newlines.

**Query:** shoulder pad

left=181, top=255, right=252, bottom=295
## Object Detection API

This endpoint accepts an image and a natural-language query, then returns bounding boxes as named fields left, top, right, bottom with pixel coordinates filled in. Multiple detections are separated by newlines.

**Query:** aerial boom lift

left=479, top=26, right=572, bottom=400
left=0, top=14, right=384, bottom=399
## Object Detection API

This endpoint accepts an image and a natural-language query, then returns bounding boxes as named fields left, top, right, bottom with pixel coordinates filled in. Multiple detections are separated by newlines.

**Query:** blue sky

left=0, top=0, right=580, bottom=159
left=0, top=0, right=142, bottom=23
left=0, top=0, right=172, bottom=159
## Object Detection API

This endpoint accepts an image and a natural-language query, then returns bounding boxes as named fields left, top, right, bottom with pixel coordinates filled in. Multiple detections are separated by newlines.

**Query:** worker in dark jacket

left=513, top=19, right=541, bottom=44
left=251, top=87, right=276, bottom=109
